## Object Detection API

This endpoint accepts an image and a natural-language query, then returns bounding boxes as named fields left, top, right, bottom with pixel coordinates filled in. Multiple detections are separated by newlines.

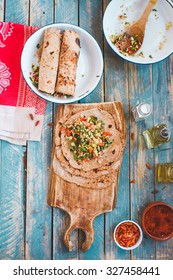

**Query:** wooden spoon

left=115, top=0, right=158, bottom=55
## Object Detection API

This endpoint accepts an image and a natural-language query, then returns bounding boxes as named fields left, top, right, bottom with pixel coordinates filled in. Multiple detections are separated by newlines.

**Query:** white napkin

left=0, top=106, right=44, bottom=145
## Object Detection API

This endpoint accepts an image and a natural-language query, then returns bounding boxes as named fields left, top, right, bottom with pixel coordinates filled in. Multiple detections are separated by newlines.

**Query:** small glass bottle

left=157, top=163, right=173, bottom=183
left=143, top=124, right=171, bottom=149
left=132, top=103, right=152, bottom=122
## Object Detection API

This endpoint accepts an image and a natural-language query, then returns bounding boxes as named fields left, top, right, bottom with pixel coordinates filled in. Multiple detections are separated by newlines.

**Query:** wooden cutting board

left=48, top=101, right=126, bottom=252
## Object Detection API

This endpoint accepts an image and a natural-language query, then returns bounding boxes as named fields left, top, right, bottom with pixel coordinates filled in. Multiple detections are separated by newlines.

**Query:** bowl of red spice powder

left=114, top=220, right=143, bottom=250
left=142, top=202, right=173, bottom=241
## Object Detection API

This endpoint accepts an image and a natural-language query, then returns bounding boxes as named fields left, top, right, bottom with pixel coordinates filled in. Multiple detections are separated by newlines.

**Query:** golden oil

left=157, top=163, right=173, bottom=183
left=143, top=124, right=170, bottom=149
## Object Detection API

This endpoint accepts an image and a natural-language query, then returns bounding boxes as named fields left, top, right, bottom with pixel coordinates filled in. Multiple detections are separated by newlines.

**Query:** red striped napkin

left=0, top=22, right=46, bottom=145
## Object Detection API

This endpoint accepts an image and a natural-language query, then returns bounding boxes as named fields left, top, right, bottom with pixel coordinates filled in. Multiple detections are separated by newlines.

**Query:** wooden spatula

left=126, top=0, right=157, bottom=37
left=115, top=0, right=157, bottom=54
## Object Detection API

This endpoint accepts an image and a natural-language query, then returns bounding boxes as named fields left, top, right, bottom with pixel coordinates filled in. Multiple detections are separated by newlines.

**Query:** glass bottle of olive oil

left=158, top=163, right=173, bottom=183
left=142, top=124, right=170, bottom=149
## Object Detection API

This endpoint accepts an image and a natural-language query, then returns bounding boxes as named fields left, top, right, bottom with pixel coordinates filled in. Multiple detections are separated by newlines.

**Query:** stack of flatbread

left=38, top=28, right=80, bottom=96
left=53, top=108, right=125, bottom=188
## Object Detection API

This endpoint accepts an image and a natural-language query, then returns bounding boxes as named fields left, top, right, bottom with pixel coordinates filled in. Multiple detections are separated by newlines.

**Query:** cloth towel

left=0, top=22, right=46, bottom=145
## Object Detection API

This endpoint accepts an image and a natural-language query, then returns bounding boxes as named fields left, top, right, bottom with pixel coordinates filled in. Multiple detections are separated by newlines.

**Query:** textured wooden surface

left=0, top=0, right=173, bottom=260
left=48, top=102, right=126, bottom=252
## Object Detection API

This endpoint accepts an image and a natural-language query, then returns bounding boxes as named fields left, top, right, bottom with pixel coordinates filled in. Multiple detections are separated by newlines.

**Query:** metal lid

left=160, top=127, right=171, bottom=139
left=138, top=103, right=152, bottom=116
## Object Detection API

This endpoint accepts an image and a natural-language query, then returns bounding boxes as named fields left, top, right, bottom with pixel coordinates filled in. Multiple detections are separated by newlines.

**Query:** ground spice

left=144, top=205, right=173, bottom=238
left=115, top=222, right=140, bottom=247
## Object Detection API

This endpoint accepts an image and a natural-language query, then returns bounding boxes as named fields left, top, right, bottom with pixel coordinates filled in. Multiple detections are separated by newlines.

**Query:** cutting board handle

left=64, top=213, right=94, bottom=252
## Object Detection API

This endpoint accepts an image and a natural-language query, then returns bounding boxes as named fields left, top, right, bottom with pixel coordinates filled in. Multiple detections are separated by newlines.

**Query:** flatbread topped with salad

left=52, top=107, right=125, bottom=188
left=58, top=109, right=123, bottom=171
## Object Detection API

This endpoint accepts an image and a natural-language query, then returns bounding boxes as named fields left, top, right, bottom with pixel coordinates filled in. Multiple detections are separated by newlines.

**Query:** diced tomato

left=88, top=147, right=93, bottom=153
left=66, top=129, right=72, bottom=137
left=85, top=123, right=92, bottom=128
left=61, top=127, right=66, bottom=132
left=93, top=155, right=98, bottom=159
left=98, top=143, right=104, bottom=146
left=83, top=158, right=89, bottom=162
left=80, top=117, right=87, bottom=122
left=102, top=131, right=112, bottom=136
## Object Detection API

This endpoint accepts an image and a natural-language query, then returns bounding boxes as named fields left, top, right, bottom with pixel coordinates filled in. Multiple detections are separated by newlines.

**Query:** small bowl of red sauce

left=114, top=220, right=143, bottom=250
left=142, top=202, right=173, bottom=241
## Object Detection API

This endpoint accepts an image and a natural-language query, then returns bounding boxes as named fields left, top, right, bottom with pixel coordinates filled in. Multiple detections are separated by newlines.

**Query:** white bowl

left=114, top=220, right=143, bottom=250
left=103, top=0, right=173, bottom=64
left=21, top=23, right=103, bottom=103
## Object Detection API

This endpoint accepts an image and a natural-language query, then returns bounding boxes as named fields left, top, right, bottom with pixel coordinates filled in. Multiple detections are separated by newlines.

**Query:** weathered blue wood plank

left=0, top=0, right=4, bottom=21
left=25, top=120, right=53, bottom=260
left=0, top=142, right=25, bottom=260
left=25, top=0, right=54, bottom=260
left=5, top=0, right=29, bottom=24
left=55, top=0, right=78, bottom=24
left=128, top=63, right=156, bottom=259
left=103, top=0, right=130, bottom=262
left=53, top=0, right=79, bottom=260
left=153, top=56, right=173, bottom=260
left=104, top=52, right=130, bottom=259
left=79, top=0, right=105, bottom=260
left=30, top=0, right=54, bottom=26
left=26, top=105, right=53, bottom=260
left=79, top=0, right=104, bottom=104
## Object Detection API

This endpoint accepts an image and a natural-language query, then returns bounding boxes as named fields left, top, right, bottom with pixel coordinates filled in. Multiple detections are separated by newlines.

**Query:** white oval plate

left=103, top=0, right=173, bottom=64
left=21, top=23, right=103, bottom=103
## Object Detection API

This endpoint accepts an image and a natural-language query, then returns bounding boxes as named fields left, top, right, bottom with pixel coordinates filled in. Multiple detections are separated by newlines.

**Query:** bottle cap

left=138, top=103, right=152, bottom=116
left=160, top=127, right=171, bottom=139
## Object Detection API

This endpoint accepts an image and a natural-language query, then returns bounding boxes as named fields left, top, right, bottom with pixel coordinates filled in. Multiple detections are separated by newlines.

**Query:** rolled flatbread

left=55, top=30, right=80, bottom=96
left=38, top=28, right=62, bottom=94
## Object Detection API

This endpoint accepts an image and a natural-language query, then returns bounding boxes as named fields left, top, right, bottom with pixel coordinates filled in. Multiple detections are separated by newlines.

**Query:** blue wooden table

left=0, top=0, right=172, bottom=260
